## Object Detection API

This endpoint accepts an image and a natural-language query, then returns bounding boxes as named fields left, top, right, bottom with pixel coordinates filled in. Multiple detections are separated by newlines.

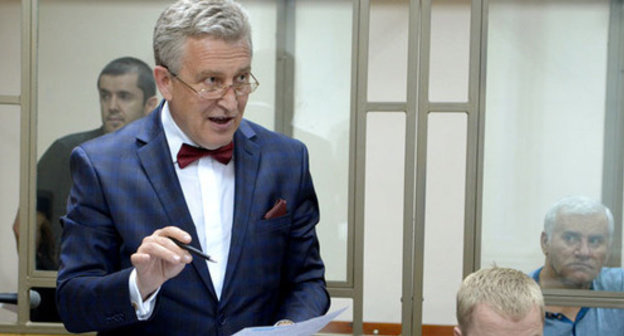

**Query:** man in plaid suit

left=56, top=1, right=329, bottom=335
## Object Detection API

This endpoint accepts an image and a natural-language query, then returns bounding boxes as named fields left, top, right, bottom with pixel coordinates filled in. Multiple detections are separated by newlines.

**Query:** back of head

left=456, top=267, right=544, bottom=333
left=543, top=195, right=614, bottom=243
left=97, top=56, right=156, bottom=103
left=153, top=0, right=252, bottom=74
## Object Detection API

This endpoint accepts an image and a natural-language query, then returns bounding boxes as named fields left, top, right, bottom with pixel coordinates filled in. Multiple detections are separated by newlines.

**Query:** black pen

left=169, top=237, right=217, bottom=263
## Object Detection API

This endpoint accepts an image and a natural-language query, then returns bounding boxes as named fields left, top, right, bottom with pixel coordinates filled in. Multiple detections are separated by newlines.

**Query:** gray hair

left=153, top=0, right=253, bottom=74
left=456, top=267, right=544, bottom=333
left=543, top=195, right=614, bottom=243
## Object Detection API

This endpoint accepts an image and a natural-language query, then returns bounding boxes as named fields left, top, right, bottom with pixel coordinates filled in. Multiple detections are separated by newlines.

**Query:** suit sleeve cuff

left=129, top=268, right=160, bottom=320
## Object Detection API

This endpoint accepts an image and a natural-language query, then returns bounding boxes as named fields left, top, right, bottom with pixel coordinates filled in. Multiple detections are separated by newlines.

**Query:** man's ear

left=540, top=232, right=549, bottom=255
left=154, top=65, right=173, bottom=101
left=453, top=326, right=463, bottom=336
left=143, top=96, right=159, bottom=116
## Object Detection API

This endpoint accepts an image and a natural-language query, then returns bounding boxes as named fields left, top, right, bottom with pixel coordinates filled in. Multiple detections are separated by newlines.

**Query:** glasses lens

left=197, top=88, right=214, bottom=100
left=198, top=80, right=258, bottom=99
left=235, top=84, right=253, bottom=95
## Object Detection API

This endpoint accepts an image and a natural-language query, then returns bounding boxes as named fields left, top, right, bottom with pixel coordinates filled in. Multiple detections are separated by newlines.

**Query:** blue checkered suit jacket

left=56, top=104, right=329, bottom=335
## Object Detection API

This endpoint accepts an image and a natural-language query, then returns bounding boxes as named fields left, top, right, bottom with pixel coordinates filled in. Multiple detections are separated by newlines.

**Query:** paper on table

left=232, top=306, right=347, bottom=336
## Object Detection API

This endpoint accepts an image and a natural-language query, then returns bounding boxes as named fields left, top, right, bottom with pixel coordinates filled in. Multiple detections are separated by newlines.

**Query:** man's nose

left=107, top=95, right=120, bottom=111
left=574, top=240, right=592, bottom=257
left=217, top=85, right=238, bottom=111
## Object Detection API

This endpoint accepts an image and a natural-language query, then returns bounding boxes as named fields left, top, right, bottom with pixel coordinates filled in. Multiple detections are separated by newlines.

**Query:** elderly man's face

left=454, top=304, right=543, bottom=336
left=541, top=212, right=610, bottom=287
left=161, top=36, right=251, bottom=150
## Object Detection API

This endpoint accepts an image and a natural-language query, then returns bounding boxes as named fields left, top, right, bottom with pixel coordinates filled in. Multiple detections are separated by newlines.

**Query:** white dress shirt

left=130, top=102, right=235, bottom=318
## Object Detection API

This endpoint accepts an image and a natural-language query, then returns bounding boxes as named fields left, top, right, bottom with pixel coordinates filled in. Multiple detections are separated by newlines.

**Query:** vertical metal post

left=403, top=0, right=421, bottom=334
left=17, top=0, right=37, bottom=325
left=353, top=1, right=369, bottom=334
left=275, top=0, right=295, bottom=135
left=602, top=0, right=624, bottom=267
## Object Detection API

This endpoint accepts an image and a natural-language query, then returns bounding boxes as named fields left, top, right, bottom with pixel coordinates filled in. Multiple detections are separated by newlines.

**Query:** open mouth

left=209, top=116, right=233, bottom=125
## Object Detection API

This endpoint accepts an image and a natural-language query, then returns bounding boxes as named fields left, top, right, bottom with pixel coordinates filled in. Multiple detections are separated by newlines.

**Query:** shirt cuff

left=274, top=319, right=294, bottom=326
left=129, top=268, right=160, bottom=320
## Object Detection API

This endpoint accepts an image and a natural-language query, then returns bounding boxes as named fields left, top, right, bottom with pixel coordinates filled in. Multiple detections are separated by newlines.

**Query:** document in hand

left=232, top=306, right=347, bottom=336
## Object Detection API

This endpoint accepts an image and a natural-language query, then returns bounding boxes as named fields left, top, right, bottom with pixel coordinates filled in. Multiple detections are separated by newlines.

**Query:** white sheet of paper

left=232, top=306, right=347, bottom=336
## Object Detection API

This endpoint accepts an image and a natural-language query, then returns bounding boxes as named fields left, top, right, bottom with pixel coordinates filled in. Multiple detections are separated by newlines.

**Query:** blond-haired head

left=456, top=267, right=544, bottom=335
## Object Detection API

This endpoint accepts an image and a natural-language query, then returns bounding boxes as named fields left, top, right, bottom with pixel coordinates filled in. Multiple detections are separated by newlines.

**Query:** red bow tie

left=177, top=142, right=234, bottom=168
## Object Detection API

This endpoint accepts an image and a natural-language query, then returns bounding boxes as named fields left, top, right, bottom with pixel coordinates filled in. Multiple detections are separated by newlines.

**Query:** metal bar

left=367, top=102, right=407, bottom=112
left=0, top=95, right=20, bottom=105
left=545, top=288, right=624, bottom=299
left=474, top=0, right=489, bottom=276
left=601, top=0, right=624, bottom=268
left=24, top=277, right=56, bottom=288
left=428, top=102, right=470, bottom=113
left=274, top=0, right=295, bottom=135
left=546, top=295, right=624, bottom=309
left=353, top=0, right=370, bottom=334
left=327, top=280, right=353, bottom=289
left=464, top=0, right=485, bottom=277
left=410, top=0, right=431, bottom=334
left=0, top=324, right=77, bottom=334
left=345, top=0, right=360, bottom=292
left=402, top=0, right=421, bottom=334
left=327, top=287, right=355, bottom=298
left=16, top=0, right=35, bottom=326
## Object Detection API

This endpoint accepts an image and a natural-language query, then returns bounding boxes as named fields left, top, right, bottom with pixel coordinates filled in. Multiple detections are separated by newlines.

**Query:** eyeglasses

left=165, top=66, right=259, bottom=100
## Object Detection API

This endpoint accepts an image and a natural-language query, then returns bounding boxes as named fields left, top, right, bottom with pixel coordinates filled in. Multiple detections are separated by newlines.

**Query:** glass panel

left=0, top=0, right=20, bottom=96
left=482, top=1, right=624, bottom=331
left=35, top=1, right=277, bottom=274
left=429, top=0, right=470, bottom=103
left=0, top=104, right=20, bottom=324
left=363, top=112, right=405, bottom=329
left=240, top=0, right=277, bottom=130
left=482, top=0, right=609, bottom=273
left=293, top=0, right=352, bottom=282
left=36, top=0, right=168, bottom=275
left=423, top=112, right=467, bottom=325
left=368, top=0, right=409, bottom=102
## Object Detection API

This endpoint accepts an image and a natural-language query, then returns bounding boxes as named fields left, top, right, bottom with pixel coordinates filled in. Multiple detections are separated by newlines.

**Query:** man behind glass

left=531, top=195, right=624, bottom=335
left=11, top=56, right=157, bottom=322
left=12, top=56, right=158, bottom=269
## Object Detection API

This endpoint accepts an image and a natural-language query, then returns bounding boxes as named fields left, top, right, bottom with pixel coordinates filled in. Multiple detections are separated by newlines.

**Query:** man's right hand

left=130, top=226, right=193, bottom=300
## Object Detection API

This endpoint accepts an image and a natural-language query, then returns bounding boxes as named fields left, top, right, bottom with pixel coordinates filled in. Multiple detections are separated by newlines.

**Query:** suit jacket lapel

left=221, top=120, right=260, bottom=299
left=135, top=104, right=218, bottom=302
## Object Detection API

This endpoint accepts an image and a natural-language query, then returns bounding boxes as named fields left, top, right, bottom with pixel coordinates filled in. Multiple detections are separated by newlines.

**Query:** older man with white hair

left=531, top=195, right=624, bottom=335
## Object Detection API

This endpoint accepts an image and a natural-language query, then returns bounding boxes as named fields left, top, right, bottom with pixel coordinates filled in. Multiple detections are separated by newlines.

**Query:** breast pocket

left=254, top=215, right=291, bottom=235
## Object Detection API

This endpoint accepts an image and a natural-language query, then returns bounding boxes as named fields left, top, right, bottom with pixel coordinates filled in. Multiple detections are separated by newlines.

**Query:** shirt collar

left=161, top=101, right=199, bottom=164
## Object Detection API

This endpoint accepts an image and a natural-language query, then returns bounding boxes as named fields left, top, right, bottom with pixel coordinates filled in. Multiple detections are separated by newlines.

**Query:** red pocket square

left=264, top=199, right=287, bottom=219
